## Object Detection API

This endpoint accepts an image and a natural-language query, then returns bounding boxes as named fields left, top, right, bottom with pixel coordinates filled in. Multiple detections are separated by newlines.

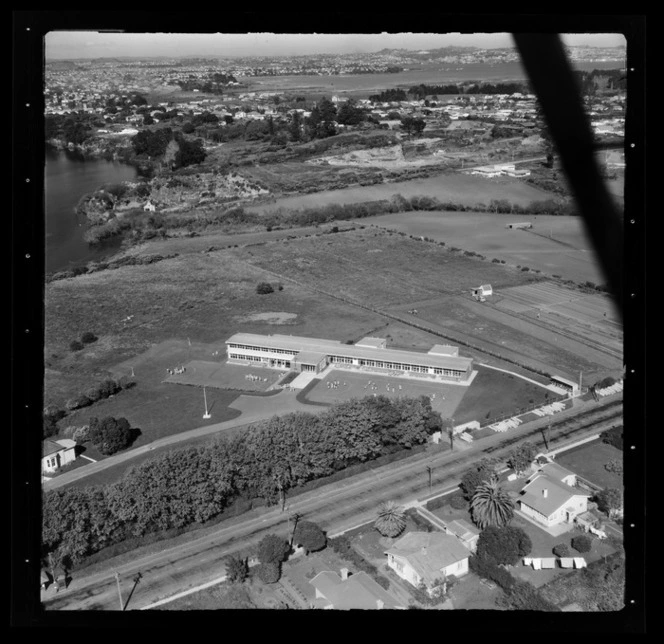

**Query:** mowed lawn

left=60, top=380, right=243, bottom=459
left=304, top=369, right=468, bottom=419
left=555, top=439, right=623, bottom=490
left=452, top=366, right=551, bottom=425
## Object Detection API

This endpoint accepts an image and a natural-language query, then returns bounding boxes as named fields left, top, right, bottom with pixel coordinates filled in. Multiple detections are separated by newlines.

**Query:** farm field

left=246, top=173, right=556, bottom=215
left=360, top=211, right=609, bottom=285
left=555, top=439, right=623, bottom=490
left=495, top=282, right=622, bottom=357
left=388, top=294, right=617, bottom=381
left=235, top=227, right=538, bottom=309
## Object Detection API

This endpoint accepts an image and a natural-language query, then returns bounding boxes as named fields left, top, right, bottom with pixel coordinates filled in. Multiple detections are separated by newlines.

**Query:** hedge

left=571, top=535, right=593, bottom=553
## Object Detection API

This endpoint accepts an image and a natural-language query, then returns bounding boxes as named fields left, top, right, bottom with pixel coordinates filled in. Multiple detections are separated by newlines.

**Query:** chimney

left=340, top=568, right=349, bottom=581
left=376, top=599, right=384, bottom=610
left=542, top=488, right=548, bottom=498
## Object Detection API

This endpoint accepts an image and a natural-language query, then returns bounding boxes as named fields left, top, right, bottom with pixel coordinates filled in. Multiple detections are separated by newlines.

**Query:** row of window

left=229, top=347, right=466, bottom=377
left=228, top=343, right=295, bottom=356
left=329, top=355, right=464, bottom=376
left=229, top=353, right=265, bottom=362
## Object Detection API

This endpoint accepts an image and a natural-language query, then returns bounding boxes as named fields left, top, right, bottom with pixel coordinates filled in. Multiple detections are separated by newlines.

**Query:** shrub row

left=65, top=377, right=136, bottom=412
left=600, top=426, right=623, bottom=451
left=48, top=253, right=179, bottom=283
left=43, top=396, right=441, bottom=567
left=469, top=555, right=559, bottom=611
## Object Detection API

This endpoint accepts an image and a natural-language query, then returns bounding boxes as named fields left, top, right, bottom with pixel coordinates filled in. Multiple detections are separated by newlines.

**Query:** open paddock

left=497, top=282, right=621, bottom=330
left=246, top=172, right=555, bottom=216
left=302, top=368, right=468, bottom=417
left=360, top=211, right=607, bottom=285
left=400, top=294, right=612, bottom=378
left=163, top=360, right=283, bottom=392
left=495, top=282, right=622, bottom=361
left=236, top=227, right=536, bottom=309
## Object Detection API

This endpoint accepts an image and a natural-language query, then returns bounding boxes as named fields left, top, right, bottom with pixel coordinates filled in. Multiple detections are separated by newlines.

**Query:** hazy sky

left=45, top=31, right=627, bottom=60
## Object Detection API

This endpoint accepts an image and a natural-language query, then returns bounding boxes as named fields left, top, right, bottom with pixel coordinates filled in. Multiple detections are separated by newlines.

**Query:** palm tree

left=470, top=476, right=515, bottom=530
left=374, top=501, right=407, bottom=538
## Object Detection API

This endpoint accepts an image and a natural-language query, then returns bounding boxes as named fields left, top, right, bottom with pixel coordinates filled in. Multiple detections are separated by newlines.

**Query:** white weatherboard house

left=385, top=532, right=471, bottom=592
left=42, top=439, right=77, bottom=475
left=518, top=463, right=590, bottom=529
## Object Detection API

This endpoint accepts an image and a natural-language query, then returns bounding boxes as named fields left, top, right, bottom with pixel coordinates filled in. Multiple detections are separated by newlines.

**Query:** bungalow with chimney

left=309, top=568, right=405, bottom=610
left=385, top=531, right=471, bottom=593
left=518, top=463, right=590, bottom=529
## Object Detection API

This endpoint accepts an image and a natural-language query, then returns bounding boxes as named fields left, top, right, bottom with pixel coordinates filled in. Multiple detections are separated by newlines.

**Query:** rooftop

left=386, top=531, right=471, bottom=586
left=309, top=570, right=405, bottom=610
left=226, top=333, right=472, bottom=371
left=520, top=473, right=590, bottom=517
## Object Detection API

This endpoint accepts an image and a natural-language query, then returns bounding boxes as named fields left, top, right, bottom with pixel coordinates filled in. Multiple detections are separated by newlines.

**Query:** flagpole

left=203, top=387, right=211, bottom=419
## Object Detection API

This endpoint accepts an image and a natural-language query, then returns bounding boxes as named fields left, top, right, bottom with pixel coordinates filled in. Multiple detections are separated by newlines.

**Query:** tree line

left=42, top=395, right=442, bottom=569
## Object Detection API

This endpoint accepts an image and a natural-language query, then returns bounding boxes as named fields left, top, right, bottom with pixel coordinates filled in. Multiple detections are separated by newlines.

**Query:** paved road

left=42, top=394, right=621, bottom=611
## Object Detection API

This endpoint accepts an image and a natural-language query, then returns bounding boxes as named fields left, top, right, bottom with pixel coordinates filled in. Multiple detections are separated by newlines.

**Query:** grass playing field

left=303, top=368, right=469, bottom=419
left=164, top=360, right=283, bottom=392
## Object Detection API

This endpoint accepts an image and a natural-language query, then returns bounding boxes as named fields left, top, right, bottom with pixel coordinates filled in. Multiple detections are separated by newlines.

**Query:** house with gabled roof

left=309, top=569, right=405, bottom=610
left=385, top=531, right=471, bottom=592
left=518, top=463, right=590, bottom=529
left=42, top=439, right=77, bottom=475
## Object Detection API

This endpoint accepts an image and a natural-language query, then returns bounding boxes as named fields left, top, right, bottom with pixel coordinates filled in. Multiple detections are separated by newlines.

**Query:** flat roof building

left=225, top=332, right=473, bottom=382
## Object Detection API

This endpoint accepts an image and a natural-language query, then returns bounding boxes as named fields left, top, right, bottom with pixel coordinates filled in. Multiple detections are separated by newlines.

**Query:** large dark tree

left=257, top=534, right=290, bottom=565
left=595, top=488, right=623, bottom=519
left=225, top=555, right=249, bottom=583
left=306, top=97, right=337, bottom=139
left=507, top=441, right=536, bottom=475
left=174, top=137, right=206, bottom=168
left=460, top=458, right=498, bottom=500
left=476, top=525, right=532, bottom=566
left=131, top=127, right=173, bottom=157
left=400, top=116, right=426, bottom=137
left=292, top=520, right=327, bottom=554
left=87, top=416, right=137, bottom=455
left=336, top=99, right=365, bottom=126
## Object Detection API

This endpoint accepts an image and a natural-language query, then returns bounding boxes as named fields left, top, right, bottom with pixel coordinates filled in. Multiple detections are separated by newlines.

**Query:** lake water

left=240, top=60, right=625, bottom=97
left=45, top=148, right=137, bottom=274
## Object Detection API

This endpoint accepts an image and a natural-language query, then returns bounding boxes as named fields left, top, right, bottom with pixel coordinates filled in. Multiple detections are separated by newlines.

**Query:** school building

left=225, top=333, right=474, bottom=382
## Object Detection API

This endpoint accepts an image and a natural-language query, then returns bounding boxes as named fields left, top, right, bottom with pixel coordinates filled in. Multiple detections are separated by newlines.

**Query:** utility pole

left=114, top=572, right=124, bottom=611
left=289, top=512, right=301, bottom=548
